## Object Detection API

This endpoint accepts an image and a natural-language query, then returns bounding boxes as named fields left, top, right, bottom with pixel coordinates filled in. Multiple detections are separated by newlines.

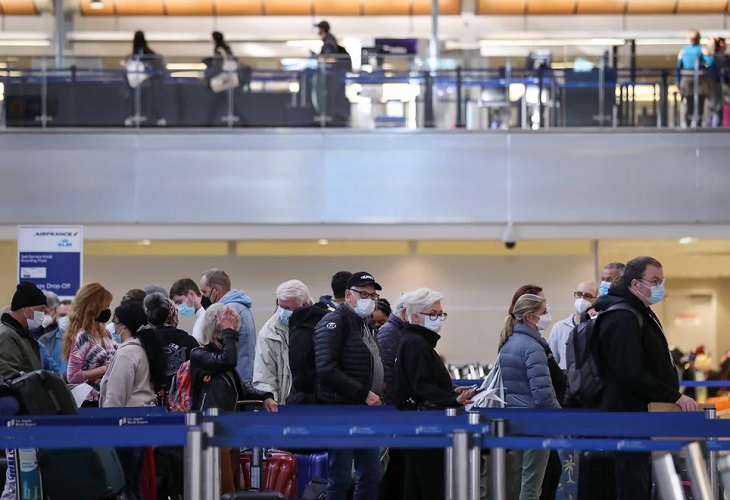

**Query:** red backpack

left=166, top=361, right=192, bottom=412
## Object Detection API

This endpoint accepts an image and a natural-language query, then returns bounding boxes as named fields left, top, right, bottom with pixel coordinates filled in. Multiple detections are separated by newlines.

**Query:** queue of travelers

left=0, top=255, right=697, bottom=500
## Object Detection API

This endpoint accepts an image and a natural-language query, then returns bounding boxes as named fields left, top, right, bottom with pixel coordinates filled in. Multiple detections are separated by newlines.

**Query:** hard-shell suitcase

left=240, top=449, right=297, bottom=499
left=293, top=451, right=328, bottom=497
left=8, top=370, right=77, bottom=415
left=38, top=447, right=125, bottom=500
left=222, top=492, right=286, bottom=499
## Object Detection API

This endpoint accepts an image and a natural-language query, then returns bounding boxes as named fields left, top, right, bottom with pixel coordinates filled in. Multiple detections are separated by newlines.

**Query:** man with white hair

left=395, top=287, right=475, bottom=500
left=547, top=280, right=598, bottom=371
left=377, top=292, right=413, bottom=405
left=253, top=280, right=312, bottom=404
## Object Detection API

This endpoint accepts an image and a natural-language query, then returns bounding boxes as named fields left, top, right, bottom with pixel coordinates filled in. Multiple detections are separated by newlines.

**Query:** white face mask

left=423, top=316, right=442, bottom=334
left=41, top=314, right=54, bottom=329
left=535, top=312, right=553, bottom=331
left=574, top=298, right=592, bottom=315
left=26, top=309, right=44, bottom=330
left=354, top=298, right=376, bottom=318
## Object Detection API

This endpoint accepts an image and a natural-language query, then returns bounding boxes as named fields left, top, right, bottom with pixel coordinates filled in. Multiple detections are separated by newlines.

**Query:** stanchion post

left=467, top=412, right=483, bottom=500
left=185, top=413, right=204, bottom=500
left=682, top=441, right=712, bottom=500
left=204, top=408, right=221, bottom=500
left=652, top=452, right=685, bottom=500
left=490, top=419, right=507, bottom=500
left=445, top=408, right=458, bottom=500
left=453, top=430, right=470, bottom=500
left=705, top=406, right=719, bottom=500
left=717, top=454, right=730, bottom=495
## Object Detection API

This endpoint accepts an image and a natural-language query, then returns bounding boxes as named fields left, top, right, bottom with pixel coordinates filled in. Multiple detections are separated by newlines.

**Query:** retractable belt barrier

left=0, top=406, right=728, bottom=500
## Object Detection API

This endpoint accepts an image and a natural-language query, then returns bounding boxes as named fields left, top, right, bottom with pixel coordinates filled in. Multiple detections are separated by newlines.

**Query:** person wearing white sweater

left=547, top=281, right=598, bottom=370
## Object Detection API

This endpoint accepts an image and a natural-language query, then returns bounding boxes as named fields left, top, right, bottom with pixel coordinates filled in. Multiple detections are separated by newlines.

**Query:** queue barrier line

left=452, top=379, right=730, bottom=388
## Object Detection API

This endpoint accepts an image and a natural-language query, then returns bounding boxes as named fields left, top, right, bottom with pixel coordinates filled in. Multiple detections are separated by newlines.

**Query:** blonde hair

left=63, top=283, right=113, bottom=360
left=498, top=294, right=545, bottom=350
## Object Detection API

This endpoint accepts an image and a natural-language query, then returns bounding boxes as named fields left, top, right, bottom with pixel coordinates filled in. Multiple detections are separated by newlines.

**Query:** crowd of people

left=0, top=256, right=698, bottom=500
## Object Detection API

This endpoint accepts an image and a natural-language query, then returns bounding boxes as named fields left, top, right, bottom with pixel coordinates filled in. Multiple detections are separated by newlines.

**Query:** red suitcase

left=240, top=449, right=298, bottom=499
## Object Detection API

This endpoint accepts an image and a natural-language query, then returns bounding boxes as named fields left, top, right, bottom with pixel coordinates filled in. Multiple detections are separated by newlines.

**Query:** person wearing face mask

left=547, top=281, right=598, bottom=372
left=394, top=288, right=475, bottom=500
left=64, top=283, right=118, bottom=407
left=253, top=280, right=311, bottom=404
left=39, top=299, right=71, bottom=374
left=144, top=293, right=198, bottom=380
left=594, top=256, right=696, bottom=500
left=499, top=293, right=561, bottom=500
left=0, top=282, right=46, bottom=380
left=28, top=290, right=60, bottom=341
left=598, top=262, right=625, bottom=297
left=170, top=278, right=206, bottom=343
left=314, top=271, right=385, bottom=500
left=199, top=268, right=256, bottom=383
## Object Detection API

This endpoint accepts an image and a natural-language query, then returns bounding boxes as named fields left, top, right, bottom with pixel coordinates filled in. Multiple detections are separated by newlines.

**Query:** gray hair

left=143, top=285, right=169, bottom=298
left=604, top=262, right=625, bottom=273
left=404, top=288, right=445, bottom=322
left=44, top=291, right=60, bottom=311
left=200, top=303, right=228, bottom=345
left=201, top=268, right=231, bottom=291
left=394, top=292, right=414, bottom=317
left=275, top=280, right=312, bottom=306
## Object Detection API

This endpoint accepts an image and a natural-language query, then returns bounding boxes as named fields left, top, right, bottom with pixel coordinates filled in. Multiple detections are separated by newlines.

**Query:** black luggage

left=222, top=493, right=285, bottom=499
left=8, top=370, right=77, bottom=415
left=38, top=447, right=125, bottom=500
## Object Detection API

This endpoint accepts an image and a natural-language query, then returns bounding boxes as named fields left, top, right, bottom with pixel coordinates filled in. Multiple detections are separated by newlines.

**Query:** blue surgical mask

left=177, top=303, right=195, bottom=317
left=58, top=316, right=69, bottom=333
left=599, top=281, right=611, bottom=296
left=423, top=316, right=442, bottom=334
left=277, top=307, right=293, bottom=326
left=647, top=283, right=665, bottom=305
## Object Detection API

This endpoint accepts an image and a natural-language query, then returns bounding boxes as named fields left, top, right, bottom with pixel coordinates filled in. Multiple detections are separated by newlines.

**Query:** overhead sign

left=374, top=38, right=419, bottom=55
left=17, top=226, right=83, bottom=300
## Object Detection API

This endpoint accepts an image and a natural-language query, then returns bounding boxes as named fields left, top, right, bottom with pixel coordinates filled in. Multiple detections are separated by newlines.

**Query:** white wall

left=82, top=253, right=596, bottom=364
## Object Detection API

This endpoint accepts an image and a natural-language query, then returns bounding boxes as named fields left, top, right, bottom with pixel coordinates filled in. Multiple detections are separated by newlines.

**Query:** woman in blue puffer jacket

left=498, top=293, right=560, bottom=500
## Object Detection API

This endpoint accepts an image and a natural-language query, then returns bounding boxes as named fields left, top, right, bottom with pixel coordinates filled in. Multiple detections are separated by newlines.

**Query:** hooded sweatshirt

left=220, top=290, right=256, bottom=383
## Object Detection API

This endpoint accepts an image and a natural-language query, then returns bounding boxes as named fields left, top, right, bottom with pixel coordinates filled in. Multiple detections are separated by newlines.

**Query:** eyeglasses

left=349, top=288, right=380, bottom=300
left=640, top=277, right=666, bottom=287
left=420, top=312, right=448, bottom=321
left=574, top=291, right=596, bottom=301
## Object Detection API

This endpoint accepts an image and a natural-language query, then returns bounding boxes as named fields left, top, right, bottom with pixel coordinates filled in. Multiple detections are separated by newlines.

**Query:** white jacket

left=252, top=313, right=291, bottom=404
left=547, top=314, right=577, bottom=370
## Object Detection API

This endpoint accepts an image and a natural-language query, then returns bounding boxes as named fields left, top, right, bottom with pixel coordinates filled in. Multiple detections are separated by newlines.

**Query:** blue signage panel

left=17, top=226, right=83, bottom=300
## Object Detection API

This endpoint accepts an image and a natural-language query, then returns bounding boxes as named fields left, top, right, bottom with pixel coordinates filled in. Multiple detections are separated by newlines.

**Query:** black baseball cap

left=315, top=21, right=330, bottom=32
left=346, top=272, right=382, bottom=291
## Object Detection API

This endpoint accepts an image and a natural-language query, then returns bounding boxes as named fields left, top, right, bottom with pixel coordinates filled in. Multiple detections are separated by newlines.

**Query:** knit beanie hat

left=11, top=282, right=47, bottom=311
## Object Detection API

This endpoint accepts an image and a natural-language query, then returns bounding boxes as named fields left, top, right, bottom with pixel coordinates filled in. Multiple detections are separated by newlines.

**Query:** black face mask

left=201, top=295, right=212, bottom=310
left=96, top=309, right=112, bottom=324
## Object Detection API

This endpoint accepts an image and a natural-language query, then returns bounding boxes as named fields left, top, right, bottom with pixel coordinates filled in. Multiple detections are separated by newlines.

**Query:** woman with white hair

left=252, top=279, right=311, bottom=403
left=395, top=288, right=475, bottom=500
left=190, top=303, right=277, bottom=494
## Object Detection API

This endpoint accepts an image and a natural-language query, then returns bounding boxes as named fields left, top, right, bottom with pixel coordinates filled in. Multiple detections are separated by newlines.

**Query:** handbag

left=210, top=57, right=239, bottom=94
left=126, top=58, right=149, bottom=89
left=466, top=357, right=506, bottom=410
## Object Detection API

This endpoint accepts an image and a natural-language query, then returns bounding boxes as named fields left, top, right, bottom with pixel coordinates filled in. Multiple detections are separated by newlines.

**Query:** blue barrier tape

left=481, top=436, right=730, bottom=452
left=453, top=379, right=730, bottom=388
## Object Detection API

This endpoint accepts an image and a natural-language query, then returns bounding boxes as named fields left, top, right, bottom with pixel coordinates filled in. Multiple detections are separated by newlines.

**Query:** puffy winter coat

left=376, top=314, right=407, bottom=404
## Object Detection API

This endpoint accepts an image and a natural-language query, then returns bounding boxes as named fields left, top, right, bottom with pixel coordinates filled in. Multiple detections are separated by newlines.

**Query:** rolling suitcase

left=293, top=451, right=328, bottom=497
left=240, top=448, right=297, bottom=499
left=38, top=447, right=125, bottom=500
left=8, top=370, right=77, bottom=415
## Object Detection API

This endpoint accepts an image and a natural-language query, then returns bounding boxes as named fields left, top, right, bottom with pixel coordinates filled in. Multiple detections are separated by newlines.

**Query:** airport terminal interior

left=1, top=1, right=730, bottom=499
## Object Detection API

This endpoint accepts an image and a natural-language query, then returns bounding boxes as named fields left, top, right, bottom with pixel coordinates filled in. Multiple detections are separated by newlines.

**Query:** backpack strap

left=602, top=302, right=644, bottom=329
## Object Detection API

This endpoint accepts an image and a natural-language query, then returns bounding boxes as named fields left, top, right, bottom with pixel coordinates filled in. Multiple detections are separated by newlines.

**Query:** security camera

left=502, top=223, right=516, bottom=250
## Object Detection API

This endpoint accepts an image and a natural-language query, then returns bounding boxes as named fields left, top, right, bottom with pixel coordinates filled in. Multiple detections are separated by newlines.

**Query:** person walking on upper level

left=596, top=256, right=697, bottom=499
left=199, top=268, right=256, bottom=383
left=678, top=29, right=715, bottom=128
left=124, top=31, right=166, bottom=127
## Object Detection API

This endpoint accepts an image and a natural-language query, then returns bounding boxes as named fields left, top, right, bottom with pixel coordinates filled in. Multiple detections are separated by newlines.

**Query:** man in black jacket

left=314, top=271, right=384, bottom=500
left=595, top=256, right=697, bottom=499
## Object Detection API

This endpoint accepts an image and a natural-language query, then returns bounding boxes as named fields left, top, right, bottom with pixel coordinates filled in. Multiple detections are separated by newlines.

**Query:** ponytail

left=498, top=314, right=516, bottom=351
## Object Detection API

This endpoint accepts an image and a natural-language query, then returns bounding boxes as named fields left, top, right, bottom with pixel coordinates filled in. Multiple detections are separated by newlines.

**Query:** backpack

left=565, top=303, right=643, bottom=407
left=336, top=45, right=352, bottom=70
left=166, top=361, right=192, bottom=412
left=163, top=343, right=187, bottom=382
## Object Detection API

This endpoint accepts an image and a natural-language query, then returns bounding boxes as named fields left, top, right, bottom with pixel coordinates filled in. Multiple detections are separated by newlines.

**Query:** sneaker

left=156, top=118, right=167, bottom=127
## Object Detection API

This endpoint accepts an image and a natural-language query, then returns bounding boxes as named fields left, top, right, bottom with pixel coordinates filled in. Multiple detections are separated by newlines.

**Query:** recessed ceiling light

left=679, top=237, right=698, bottom=245
left=318, top=239, right=329, bottom=246
left=139, top=239, right=152, bottom=246
left=90, top=0, right=104, bottom=10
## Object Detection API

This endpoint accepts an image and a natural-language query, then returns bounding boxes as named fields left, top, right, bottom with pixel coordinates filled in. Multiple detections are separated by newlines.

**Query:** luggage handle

left=236, top=399, right=264, bottom=412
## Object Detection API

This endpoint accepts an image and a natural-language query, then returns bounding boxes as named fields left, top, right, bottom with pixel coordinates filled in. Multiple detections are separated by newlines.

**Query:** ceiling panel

left=314, top=0, right=361, bottom=15
left=263, top=0, right=313, bottom=15
left=625, top=0, right=676, bottom=14
left=412, top=0, right=461, bottom=15
left=478, top=0, right=527, bottom=15
left=676, top=0, right=727, bottom=13
left=115, top=0, right=164, bottom=15
left=214, top=0, right=263, bottom=14
left=363, top=0, right=411, bottom=15
left=0, top=0, right=38, bottom=15
left=165, top=0, right=213, bottom=15
left=576, top=0, right=626, bottom=14
left=527, top=0, right=576, bottom=14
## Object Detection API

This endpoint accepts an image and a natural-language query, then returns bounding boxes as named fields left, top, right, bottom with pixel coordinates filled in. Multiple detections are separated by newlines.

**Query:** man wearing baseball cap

left=314, top=271, right=385, bottom=499
left=315, top=20, right=339, bottom=55
left=0, top=282, right=46, bottom=380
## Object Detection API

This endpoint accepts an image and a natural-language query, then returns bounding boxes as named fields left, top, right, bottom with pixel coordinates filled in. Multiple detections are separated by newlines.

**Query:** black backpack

left=162, top=342, right=187, bottom=392
left=565, top=303, right=643, bottom=407
left=336, top=45, right=352, bottom=70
